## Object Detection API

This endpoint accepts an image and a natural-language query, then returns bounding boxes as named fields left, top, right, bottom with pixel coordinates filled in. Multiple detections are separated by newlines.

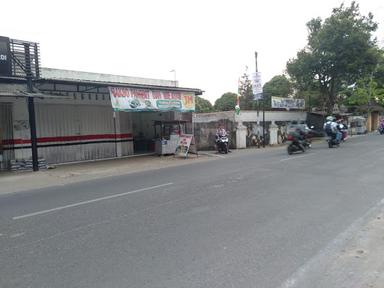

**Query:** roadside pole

left=253, top=51, right=265, bottom=147
left=25, top=43, right=39, bottom=171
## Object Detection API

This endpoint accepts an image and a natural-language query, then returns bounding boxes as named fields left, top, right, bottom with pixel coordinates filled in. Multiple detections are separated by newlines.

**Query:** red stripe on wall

left=2, top=133, right=133, bottom=145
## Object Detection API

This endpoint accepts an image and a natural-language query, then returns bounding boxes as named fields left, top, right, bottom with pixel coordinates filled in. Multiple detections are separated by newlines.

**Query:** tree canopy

left=214, top=92, right=238, bottom=111
left=195, top=96, right=214, bottom=113
left=262, top=75, right=293, bottom=108
left=286, top=1, right=380, bottom=113
left=238, top=73, right=255, bottom=110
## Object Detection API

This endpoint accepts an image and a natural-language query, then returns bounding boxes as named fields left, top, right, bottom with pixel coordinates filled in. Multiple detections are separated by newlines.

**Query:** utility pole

left=25, top=43, right=39, bottom=171
left=254, top=51, right=265, bottom=147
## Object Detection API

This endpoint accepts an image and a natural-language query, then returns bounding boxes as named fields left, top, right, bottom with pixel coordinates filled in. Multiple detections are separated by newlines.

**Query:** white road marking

left=10, top=232, right=25, bottom=238
left=13, top=182, right=173, bottom=220
left=207, top=153, right=226, bottom=159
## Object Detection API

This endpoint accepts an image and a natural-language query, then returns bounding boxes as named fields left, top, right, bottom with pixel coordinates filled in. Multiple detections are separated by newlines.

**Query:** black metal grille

left=9, top=38, right=40, bottom=79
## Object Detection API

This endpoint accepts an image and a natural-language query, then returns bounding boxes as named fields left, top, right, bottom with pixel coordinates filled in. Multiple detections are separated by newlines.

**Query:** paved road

left=1, top=135, right=384, bottom=288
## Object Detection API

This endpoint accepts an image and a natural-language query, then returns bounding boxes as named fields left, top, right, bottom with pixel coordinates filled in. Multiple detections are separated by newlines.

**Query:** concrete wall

left=193, top=111, right=236, bottom=150
left=193, top=110, right=307, bottom=150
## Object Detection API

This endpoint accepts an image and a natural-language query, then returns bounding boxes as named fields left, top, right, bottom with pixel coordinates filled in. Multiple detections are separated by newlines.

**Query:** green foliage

left=238, top=73, right=255, bottom=110
left=262, top=75, right=293, bottom=108
left=344, top=77, right=384, bottom=107
left=286, top=1, right=380, bottom=113
left=214, top=92, right=238, bottom=111
left=195, top=96, right=213, bottom=113
left=342, top=50, right=384, bottom=107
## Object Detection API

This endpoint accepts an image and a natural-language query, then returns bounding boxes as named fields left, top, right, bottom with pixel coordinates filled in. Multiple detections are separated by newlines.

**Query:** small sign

left=175, top=134, right=197, bottom=158
left=250, top=72, right=263, bottom=100
left=0, top=36, right=11, bottom=77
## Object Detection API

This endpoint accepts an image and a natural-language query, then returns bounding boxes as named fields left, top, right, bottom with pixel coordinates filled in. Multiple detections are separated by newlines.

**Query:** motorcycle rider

left=324, top=116, right=341, bottom=143
left=288, top=127, right=306, bottom=151
left=379, top=119, right=384, bottom=134
left=337, top=119, right=348, bottom=141
left=215, top=125, right=229, bottom=153
left=216, top=125, right=227, bottom=139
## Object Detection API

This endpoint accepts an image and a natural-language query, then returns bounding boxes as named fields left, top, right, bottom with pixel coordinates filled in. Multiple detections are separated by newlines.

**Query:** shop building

left=0, top=36, right=202, bottom=171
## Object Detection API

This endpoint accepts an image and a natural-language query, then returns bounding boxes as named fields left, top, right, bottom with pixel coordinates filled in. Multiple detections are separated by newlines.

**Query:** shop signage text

left=0, top=36, right=11, bottom=77
left=108, top=87, right=195, bottom=112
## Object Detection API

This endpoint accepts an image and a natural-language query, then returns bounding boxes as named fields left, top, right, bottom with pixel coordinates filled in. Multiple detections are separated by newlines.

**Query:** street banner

left=108, top=87, right=195, bottom=112
left=250, top=72, right=263, bottom=100
left=175, top=134, right=197, bottom=158
left=271, top=96, right=305, bottom=109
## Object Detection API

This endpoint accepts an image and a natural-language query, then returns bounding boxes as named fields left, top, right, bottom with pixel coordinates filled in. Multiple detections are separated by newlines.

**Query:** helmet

left=326, top=116, right=335, bottom=122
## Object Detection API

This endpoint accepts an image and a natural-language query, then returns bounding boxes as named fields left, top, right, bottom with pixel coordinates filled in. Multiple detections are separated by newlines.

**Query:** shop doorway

left=131, top=111, right=171, bottom=154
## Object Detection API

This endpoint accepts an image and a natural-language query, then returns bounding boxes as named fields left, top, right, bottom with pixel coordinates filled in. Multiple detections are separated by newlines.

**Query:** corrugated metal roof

left=40, top=67, right=176, bottom=87
left=39, top=68, right=203, bottom=94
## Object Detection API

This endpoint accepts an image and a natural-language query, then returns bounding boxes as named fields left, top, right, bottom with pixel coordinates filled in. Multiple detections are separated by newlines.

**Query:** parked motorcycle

left=378, top=125, right=384, bottom=135
left=286, top=134, right=306, bottom=155
left=216, top=135, right=229, bottom=154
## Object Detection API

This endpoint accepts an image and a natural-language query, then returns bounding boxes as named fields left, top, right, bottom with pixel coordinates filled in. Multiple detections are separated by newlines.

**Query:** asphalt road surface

left=1, top=134, right=384, bottom=288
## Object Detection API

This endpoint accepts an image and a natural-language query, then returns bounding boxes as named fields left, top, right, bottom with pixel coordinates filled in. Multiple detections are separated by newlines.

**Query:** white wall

left=193, top=110, right=307, bottom=124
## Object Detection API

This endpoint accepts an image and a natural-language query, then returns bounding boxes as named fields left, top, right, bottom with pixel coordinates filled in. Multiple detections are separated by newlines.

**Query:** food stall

left=154, top=120, right=187, bottom=155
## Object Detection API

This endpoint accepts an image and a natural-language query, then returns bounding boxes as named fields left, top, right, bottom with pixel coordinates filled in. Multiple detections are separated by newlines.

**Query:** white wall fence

left=193, top=110, right=307, bottom=149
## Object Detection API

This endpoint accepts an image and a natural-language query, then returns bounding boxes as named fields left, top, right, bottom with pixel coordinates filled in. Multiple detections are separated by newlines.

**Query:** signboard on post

left=175, top=134, right=197, bottom=158
left=271, top=97, right=305, bottom=109
left=0, top=36, right=11, bottom=77
left=108, top=87, right=195, bottom=112
left=250, top=72, right=263, bottom=100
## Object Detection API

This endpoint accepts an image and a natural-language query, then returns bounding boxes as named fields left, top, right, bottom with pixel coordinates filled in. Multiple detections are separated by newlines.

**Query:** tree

left=286, top=1, right=380, bottom=113
left=195, top=96, right=214, bottom=113
left=262, top=75, right=293, bottom=108
left=344, top=77, right=384, bottom=107
left=238, top=73, right=255, bottom=110
left=342, top=48, right=384, bottom=107
left=214, top=92, right=238, bottom=111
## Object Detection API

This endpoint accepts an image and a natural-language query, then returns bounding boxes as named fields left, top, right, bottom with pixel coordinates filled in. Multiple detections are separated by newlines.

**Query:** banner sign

left=0, top=36, right=11, bottom=77
left=108, top=87, right=195, bottom=112
left=271, top=97, right=305, bottom=109
left=250, top=72, right=263, bottom=100
left=175, top=134, right=197, bottom=158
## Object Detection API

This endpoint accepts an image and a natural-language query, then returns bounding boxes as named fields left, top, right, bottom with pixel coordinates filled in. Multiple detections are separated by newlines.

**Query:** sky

left=1, top=0, right=383, bottom=104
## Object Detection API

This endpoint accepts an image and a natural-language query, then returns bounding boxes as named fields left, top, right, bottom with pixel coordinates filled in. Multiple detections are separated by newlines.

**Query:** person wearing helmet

left=287, top=127, right=306, bottom=151
left=324, top=116, right=341, bottom=143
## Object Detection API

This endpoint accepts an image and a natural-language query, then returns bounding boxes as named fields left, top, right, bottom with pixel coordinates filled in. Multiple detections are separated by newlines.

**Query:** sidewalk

left=0, top=152, right=216, bottom=195
left=0, top=134, right=364, bottom=195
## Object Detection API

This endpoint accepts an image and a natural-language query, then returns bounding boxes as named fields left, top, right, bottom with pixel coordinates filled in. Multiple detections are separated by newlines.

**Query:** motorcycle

left=216, top=135, right=229, bottom=154
left=327, top=134, right=340, bottom=148
left=286, top=134, right=306, bottom=155
left=338, top=123, right=348, bottom=141
left=378, top=125, right=384, bottom=135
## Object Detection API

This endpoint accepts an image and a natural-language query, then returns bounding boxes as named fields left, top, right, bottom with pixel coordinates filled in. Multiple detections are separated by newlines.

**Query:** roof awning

left=0, top=91, right=71, bottom=99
